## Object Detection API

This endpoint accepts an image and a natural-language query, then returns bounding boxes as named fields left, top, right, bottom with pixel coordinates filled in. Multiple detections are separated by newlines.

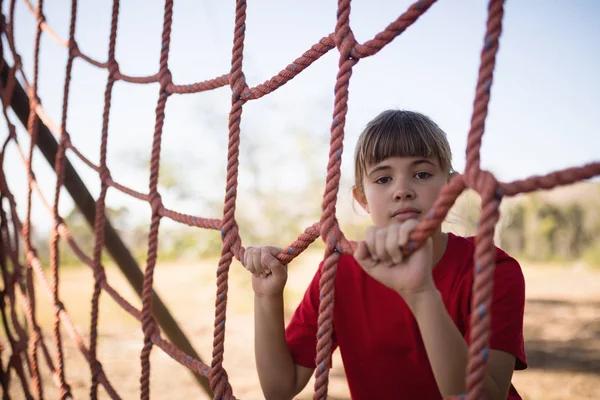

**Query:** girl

left=245, top=109, right=527, bottom=400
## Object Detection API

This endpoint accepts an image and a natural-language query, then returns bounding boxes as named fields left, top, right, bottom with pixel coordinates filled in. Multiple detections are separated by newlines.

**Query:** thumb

left=264, top=253, right=287, bottom=279
left=265, top=246, right=283, bottom=258
left=407, top=237, right=433, bottom=266
left=262, top=247, right=287, bottom=278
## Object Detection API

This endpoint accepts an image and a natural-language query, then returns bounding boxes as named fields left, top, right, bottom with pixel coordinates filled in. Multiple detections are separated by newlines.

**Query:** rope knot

left=150, top=193, right=163, bottom=216
left=107, top=60, right=120, bottom=80
left=222, top=223, right=240, bottom=251
left=334, top=27, right=359, bottom=60
left=467, top=169, right=500, bottom=202
left=142, top=316, right=160, bottom=343
left=90, top=359, right=103, bottom=374
left=93, top=264, right=107, bottom=286
left=320, top=219, right=343, bottom=251
left=27, top=86, right=40, bottom=108
left=35, top=11, right=46, bottom=27
left=230, top=71, right=250, bottom=101
left=61, top=133, right=72, bottom=149
left=159, top=69, right=172, bottom=93
left=149, top=323, right=161, bottom=339
left=99, top=166, right=112, bottom=185
left=69, top=41, right=80, bottom=58
left=54, top=300, right=65, bottom=316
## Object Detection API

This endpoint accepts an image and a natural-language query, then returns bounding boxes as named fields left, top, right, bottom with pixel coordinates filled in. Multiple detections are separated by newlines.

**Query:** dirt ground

left=3, top=250, right=600, bottom=399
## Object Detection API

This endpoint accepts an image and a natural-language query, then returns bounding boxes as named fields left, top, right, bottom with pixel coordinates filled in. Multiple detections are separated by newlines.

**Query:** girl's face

left=353, top=156, right=448, bottom=227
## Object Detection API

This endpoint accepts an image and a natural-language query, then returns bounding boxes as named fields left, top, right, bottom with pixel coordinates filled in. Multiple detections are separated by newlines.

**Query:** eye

left=375, top=176, right=391, bottom=184
left=414, top=171, right=432, bottom=180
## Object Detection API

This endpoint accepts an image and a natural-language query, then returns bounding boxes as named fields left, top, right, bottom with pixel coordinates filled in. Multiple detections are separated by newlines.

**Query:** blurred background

left=1, top=0, right=599, bottom=399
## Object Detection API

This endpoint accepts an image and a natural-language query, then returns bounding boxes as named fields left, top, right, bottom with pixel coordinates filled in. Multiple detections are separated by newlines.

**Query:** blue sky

left=2, top=0, right=599, bottom=232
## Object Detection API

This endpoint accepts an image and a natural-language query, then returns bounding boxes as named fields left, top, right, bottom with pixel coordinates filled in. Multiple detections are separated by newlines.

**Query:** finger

left=398, top=219, right=419, bottom=247
left=266, top=246, right=283, bottom=257
left=260, top=247, right=273, bottom=277
left=385, top=224, right=403, bottom=264
left=253, top=247, right=264, bottom=277
left=263, top=251, right=287, bottom=279
left=244, top=247, right=255, bottom=273
left=354, top=241, right=375, bottom=270
left=265, top=246, right=286, bottom=275
left=365, top=227, right=378, bottom=262
left=374, top=228, right=389, bottom=262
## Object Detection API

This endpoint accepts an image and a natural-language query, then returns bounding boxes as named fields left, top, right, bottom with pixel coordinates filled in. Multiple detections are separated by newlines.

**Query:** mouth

left=391, top=207, right=421, bottom=222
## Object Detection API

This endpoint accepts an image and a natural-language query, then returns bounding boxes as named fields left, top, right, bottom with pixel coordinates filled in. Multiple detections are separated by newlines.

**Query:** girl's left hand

left=353, top=219, right=435, bottom=297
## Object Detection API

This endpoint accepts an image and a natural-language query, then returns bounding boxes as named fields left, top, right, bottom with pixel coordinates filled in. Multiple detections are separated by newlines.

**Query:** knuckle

left=261, top=252, right=271, bottom=266
left=385, top=239, right=397, bottom=252
left=268, top=246, right=282, bottom=254
left=404, top=219, right=418, bottom=231
left=375, top=229, right=387, bottom=240
left=366, top=226, right=376, bottom=238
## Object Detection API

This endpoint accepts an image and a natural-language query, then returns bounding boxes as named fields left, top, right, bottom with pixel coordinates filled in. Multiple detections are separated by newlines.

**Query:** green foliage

left=582, top=238, right=600, bottom=268
left=32, top=206, right=129, bottom=268
left=497, top=184, right=599, bottom=265
left=25, top=124, right=600, bottom=272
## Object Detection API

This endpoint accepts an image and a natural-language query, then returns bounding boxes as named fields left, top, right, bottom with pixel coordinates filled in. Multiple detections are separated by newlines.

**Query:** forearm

left=405, top=289, right=504, bottom=399
left=254, top=294, right=297, bottom=399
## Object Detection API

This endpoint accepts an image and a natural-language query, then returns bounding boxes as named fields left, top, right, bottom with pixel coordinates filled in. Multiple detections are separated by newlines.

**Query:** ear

left=352, top=186, right=370, bottom=213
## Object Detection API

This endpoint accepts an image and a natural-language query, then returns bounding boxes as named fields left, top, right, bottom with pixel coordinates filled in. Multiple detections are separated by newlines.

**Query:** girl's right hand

left=244, top=246, right=288, bottom=297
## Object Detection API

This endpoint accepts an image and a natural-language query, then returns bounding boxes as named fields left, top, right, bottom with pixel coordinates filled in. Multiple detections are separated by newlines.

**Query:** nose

left=392, top=179, right=415, bottom=201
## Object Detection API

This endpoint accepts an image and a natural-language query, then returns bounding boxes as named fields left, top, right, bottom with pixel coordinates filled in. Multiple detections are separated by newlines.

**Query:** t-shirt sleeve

left=465, top=253, right=528, bottom=370
left=285, top=265, right=338, bottom=369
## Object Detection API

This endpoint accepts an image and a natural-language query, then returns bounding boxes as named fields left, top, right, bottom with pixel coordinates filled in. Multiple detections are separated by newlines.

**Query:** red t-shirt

left=285, top=232, right=527, bottom=399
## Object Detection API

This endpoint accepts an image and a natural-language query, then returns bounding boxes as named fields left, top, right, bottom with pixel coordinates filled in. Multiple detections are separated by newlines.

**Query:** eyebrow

left=367, top=159, right=436, bottom=177
left=412, top=159, right=436, bottom=167
left=367, top=165, right=392, bottom=178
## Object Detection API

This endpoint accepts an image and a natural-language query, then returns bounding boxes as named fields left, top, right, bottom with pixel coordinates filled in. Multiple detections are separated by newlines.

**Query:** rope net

left=0, top=0, right=598, bottom=399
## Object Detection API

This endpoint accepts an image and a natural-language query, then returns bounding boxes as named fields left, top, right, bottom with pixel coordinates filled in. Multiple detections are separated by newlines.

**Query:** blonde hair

left=353, top=109, right=454, bottom=193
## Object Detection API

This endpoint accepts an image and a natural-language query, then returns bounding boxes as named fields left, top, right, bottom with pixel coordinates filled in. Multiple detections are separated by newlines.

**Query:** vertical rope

left=460, top=2, right=505, bottom=399
left=89, top=0, right=119, bottom=398
left=314, top=1, right=358, bottom=398
left=464, top=0, right=504, bottom=178
left=0, top=97, right=34, bottom=398
left=139, top=0, right=174, bottom=398
left=0, top=195, right=21, bottom=399
left=21, top=0, right=46, bottom=397
left=47, top=0, right=77, bottom=398
left=208, top=0, right=249, bottom=398
left=0, top=12, right=13, bottom=397
left=465, top=173, right=501, bottom=400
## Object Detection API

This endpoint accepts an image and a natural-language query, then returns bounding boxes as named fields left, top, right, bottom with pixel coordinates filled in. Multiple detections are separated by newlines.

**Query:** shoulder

left=449, top=233, right=525, bottom=292
left=448, top=232, right=521, bottom=266
left=443, top=233, right=525, bottom=287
